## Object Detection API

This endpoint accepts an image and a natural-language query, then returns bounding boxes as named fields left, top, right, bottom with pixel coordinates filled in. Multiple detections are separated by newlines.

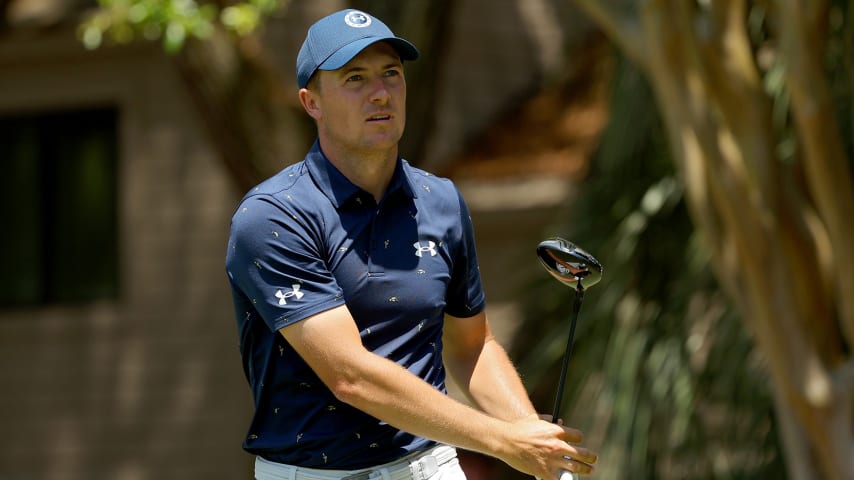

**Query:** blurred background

left=1, top=0, right=852, bottom=479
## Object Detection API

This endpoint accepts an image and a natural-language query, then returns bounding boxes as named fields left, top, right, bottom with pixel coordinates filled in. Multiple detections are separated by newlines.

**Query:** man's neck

left=320, top=140, right=398, bottom=203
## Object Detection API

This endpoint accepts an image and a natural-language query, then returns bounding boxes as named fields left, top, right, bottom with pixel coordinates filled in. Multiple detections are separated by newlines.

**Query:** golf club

left=537, top=237, right=603, bottom=480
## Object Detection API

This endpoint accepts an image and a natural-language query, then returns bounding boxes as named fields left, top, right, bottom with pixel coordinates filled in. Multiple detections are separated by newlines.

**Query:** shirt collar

left=305, top=139, right=417, bottom=209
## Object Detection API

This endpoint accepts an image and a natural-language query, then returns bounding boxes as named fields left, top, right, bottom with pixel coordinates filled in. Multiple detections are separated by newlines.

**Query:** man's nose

left=369, top=78, right=391, bottom=104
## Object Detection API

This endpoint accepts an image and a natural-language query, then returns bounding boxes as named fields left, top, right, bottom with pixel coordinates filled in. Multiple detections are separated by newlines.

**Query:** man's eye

left=384, top=70, right=400, bottom=77
left=346, top=74, right=363, bottom=82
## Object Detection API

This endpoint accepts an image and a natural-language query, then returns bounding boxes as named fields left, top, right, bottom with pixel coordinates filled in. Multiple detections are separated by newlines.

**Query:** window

left=0, top=107, right=119, bottom=307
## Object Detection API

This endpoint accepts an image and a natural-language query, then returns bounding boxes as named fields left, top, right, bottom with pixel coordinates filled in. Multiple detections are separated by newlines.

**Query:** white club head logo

left=344, top=11, right=372, bottom=28
left=413, top=241, right=437, bottom=258
left=275, top=284, right=304, bottom=305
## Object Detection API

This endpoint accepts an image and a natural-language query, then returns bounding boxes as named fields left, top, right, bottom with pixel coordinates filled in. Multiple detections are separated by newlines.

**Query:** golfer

left=225, top=9, right=597, bottom=480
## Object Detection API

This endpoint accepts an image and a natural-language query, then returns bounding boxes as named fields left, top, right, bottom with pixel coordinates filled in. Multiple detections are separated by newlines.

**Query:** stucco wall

left=0, top=28, right=252, bottom=479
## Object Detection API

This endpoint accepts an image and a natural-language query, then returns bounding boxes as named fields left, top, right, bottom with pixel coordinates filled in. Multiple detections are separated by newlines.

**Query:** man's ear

left=299, top=88, right=322, bottom=121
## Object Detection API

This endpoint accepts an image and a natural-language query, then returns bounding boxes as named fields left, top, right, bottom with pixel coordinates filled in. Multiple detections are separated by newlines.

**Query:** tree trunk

left=572, top=0, right=854, bottom=478
left=174, top=27, right=313, bottom=193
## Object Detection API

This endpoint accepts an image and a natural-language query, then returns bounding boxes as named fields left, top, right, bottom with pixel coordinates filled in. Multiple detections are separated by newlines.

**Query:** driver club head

left=536, top=237, right=603, bottom=289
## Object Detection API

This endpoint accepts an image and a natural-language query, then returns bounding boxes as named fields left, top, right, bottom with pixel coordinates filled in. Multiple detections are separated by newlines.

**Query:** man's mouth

left=367, top=114, right=391, bottom=122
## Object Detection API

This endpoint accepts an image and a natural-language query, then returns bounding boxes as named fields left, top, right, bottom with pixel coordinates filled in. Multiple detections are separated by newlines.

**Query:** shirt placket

left=364, top=197, right=384, bottom=277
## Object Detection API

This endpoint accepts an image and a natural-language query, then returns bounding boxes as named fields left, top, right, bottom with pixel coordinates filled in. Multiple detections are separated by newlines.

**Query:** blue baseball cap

left=296, top=9, right=419, bottom=88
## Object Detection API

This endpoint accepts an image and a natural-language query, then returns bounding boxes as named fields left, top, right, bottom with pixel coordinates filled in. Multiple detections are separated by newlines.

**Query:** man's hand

left=499, top=413, right=597, bottom=479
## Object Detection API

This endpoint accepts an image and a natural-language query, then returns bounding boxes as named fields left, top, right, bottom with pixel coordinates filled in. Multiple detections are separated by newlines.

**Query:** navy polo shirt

left=225, top=140, right=486, bottom=469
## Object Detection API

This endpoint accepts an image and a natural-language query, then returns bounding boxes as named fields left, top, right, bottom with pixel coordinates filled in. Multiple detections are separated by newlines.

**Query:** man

left=225, top=9, right=597, bottom=480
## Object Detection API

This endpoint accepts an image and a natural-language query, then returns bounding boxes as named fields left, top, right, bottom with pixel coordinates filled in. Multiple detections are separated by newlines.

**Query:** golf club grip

left=534, top=472, right=578, bottom=480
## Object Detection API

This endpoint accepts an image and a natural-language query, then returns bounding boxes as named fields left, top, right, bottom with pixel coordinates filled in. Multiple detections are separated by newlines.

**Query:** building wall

left=0, top=27, right=252, bottom=479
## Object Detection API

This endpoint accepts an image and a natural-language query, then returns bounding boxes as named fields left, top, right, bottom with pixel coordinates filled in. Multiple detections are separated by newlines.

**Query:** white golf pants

left=255, top=445, right=467, bottom=480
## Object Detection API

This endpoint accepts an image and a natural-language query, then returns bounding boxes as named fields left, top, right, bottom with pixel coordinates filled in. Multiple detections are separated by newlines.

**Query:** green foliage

left=79, top=0, right=285, bottom=53
left=513, top=56, right=786, bottom=479
left=512, top=2, right=854, bottom=477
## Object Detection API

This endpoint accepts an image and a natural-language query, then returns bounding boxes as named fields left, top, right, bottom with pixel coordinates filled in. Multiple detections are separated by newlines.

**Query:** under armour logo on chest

left=275, top=285, right=304, bottom=305
left=413, top=241, right=437, bottom=257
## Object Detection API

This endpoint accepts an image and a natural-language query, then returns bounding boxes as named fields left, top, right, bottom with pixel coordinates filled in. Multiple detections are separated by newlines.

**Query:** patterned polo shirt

left=225, top=140, right=486, bottom=469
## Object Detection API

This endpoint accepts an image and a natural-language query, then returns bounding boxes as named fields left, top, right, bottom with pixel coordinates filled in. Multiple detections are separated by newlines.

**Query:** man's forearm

left=442, top=312, right=538, bottom=421
left=281, top=306, right=515, bottom=457
left=463, top=337, right=538, bottom=421
left=331, top=346, right=515, bottom=459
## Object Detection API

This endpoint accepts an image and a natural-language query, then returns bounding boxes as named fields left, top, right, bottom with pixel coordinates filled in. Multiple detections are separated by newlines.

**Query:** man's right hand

left=499, top=413, right=597, bottom=479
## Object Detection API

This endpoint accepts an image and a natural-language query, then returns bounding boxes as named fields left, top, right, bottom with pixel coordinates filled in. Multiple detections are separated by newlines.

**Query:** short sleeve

left=443, top=189, right=486, bottom=318
left=226, top=194, right=345, bottom=332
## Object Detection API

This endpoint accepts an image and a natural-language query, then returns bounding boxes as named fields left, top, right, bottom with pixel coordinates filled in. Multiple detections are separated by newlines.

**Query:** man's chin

left=363, top=133, right=403, bottom=151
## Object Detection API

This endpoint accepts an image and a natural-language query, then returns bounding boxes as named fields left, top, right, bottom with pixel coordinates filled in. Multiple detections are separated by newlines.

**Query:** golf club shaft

left=551, top=284, right=584, bottom=423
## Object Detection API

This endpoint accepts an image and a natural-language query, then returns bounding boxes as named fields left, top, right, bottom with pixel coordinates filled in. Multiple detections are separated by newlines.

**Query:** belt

left=256, top=445, right=458, bottom=480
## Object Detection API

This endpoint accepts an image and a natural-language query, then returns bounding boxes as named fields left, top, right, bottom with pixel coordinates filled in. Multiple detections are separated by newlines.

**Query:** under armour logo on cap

left=344, top=11, right=371, bottom=28
left=296, top=9, right=419, bottom=88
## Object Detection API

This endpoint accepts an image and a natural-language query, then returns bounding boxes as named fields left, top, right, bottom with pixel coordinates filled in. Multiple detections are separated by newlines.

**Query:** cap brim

left=318, top=37, right=419, bottom=72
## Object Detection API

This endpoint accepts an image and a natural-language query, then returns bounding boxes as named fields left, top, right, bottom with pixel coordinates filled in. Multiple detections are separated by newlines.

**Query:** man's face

left=305, top=42, right=407, bottom=156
